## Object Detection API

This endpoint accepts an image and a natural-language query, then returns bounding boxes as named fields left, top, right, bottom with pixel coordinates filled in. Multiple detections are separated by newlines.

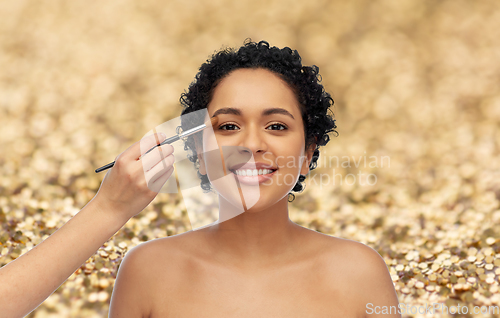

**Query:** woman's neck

left=204, top=194, right=304, bottom=270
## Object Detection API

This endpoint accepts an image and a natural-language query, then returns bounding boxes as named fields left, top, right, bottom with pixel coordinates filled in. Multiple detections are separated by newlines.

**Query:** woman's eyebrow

left=211, top=107, right=295, bottom=120
left=262, top=107, right=295, bottom=119
left=212, top=107, right=241, bottom=117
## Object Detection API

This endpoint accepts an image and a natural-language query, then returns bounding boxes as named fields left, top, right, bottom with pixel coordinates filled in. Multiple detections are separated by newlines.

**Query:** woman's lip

left=230, top=169, right=277, bottom=185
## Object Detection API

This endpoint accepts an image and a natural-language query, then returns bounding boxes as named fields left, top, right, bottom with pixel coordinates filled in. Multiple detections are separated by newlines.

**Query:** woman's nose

left=238, top=125, right=268, bottom=154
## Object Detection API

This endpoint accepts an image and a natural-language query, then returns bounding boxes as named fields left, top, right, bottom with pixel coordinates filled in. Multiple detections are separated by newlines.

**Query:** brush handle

left=94, top=134, right=180, bottom=173
left=95, top=117, right=217, bottom=174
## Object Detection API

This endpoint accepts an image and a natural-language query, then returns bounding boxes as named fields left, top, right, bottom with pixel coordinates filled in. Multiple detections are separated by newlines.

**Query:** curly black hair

left=179, top=39, right=337, bottom=202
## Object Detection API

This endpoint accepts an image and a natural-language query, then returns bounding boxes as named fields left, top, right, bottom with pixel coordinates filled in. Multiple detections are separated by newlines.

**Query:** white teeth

left=233, top=169, right=274, bottom=176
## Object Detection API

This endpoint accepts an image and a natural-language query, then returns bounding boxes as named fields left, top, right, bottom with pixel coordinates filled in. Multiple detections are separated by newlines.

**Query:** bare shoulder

left=323, top=235, right=387, bottom=270
left=109, top=230, right=200, bottom=317
left=126, top=230, right=196, bottom=261
left=117, top=231, right=190, bottom=270
left=108, top=240, right=158, bottom=317
left=309, top=230, right=400, bottom=317
left=120, top=229, right=206, bottom=281
left=296, top=225, right=390, bottom=274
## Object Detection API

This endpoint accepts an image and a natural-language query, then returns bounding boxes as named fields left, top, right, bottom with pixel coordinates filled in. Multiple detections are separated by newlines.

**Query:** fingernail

left=158, top=132, right=167, bottom=139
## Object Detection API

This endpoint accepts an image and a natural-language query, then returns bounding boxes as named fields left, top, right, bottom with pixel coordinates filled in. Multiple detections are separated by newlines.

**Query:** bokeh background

left=1, top=0, right=499, bottom=317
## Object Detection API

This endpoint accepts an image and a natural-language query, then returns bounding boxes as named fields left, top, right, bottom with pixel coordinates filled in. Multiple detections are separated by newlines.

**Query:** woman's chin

left=240, top=191, right=291, bottom=213
left=210, top=170, right=295, bottom=216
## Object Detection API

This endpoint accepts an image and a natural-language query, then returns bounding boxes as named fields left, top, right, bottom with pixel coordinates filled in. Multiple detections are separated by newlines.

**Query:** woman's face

left=196, top=68, right=315, bottom=212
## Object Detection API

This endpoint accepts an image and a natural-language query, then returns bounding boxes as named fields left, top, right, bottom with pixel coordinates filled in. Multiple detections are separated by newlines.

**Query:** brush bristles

left=209, top=116, right=218, bottom=127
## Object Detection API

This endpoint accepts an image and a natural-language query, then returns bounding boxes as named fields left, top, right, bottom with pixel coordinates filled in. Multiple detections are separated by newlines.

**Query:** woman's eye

left=267, top=123, right=287, bottom=130
left=218, top=123, right=287, bottom=131
left=219, top=123, right=239, bottom=131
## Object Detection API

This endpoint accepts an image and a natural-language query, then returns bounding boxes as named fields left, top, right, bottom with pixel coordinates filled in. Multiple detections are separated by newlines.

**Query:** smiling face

left=195, top=68, right=316, bottom=212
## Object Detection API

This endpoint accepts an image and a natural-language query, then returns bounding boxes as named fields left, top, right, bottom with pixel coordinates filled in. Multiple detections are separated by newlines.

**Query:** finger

left=144, top=154, right=175, bottom=185
left=147, top=166, right=175, bottom=193
left=142, top=150, right=175, bottom=176
left=122, top=133, right=167, bottom=162
left=141, top=144, right=175, bottom=172
left=140, top=132, right=168, bottom=158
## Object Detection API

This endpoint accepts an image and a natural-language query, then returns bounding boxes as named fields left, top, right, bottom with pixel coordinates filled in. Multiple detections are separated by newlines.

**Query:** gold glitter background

left=1, top=0, right=499, bottom=317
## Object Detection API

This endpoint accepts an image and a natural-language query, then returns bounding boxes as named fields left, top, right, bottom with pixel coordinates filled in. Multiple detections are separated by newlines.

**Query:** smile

left=229, top=169, right=277, bottom=185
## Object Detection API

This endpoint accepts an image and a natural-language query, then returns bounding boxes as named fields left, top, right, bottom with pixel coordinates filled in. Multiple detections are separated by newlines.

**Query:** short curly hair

left=179, top=39, right=337, bottom=202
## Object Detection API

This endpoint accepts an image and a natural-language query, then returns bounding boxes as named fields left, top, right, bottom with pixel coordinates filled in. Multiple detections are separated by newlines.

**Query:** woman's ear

left=300, top=143, right=316, bottom=176
left=193, top=135, right=206, bottom=175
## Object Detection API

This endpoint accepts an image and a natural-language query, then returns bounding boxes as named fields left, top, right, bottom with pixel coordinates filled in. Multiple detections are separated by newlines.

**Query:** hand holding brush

left=95, top=116, right=219, bottom=173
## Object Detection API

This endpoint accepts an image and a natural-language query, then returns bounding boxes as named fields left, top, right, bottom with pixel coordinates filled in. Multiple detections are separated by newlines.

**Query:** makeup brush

left=95, top=116, right=218, bottom=173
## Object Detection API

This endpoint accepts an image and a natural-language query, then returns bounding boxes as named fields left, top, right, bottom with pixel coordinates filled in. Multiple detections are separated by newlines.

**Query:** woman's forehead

left=207, top=68, right=302, bottom=117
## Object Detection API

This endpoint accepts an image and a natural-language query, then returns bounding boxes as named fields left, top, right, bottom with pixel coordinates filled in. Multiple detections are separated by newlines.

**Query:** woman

left=109, top=40, right=400, bottom=317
